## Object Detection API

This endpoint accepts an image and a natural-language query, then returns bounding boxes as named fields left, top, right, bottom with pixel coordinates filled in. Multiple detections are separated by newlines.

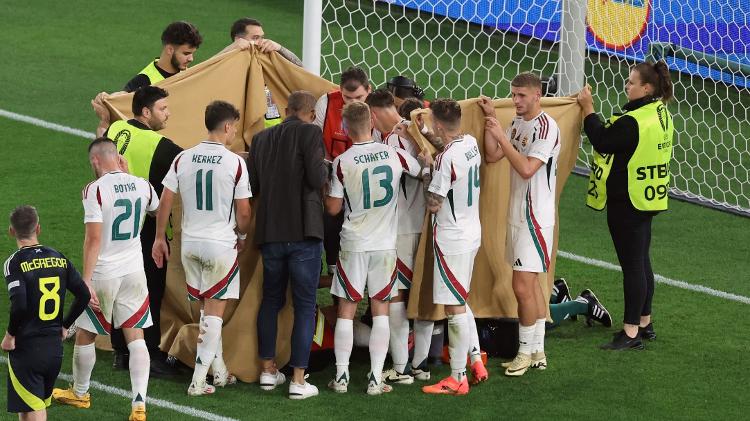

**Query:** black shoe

left=427, top=356, right=443, bottom=367
left=552, top=278, right=577, bottom=321
left=166, top=355, right=193, bottom=374
left=113, top=351, right=129, bottom=370
left=150, top=356, right=181, bottom=377
left=600, top=330, right=644, bottom=350
left=639, top=322, right=656, bottom=340
left=552, top=278, right=572, bottom=305
left=578, top=289, right=612, bottom=327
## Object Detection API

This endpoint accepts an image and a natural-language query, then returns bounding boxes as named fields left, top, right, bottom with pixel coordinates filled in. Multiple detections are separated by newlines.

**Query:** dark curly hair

left=161, top=21, right=203, bottom=48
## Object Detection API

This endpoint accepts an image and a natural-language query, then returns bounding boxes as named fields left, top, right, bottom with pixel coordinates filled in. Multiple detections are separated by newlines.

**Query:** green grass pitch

left=0, top=1, right=748, bottom=420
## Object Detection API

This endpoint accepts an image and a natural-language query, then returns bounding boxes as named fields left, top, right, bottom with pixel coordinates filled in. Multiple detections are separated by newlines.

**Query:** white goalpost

left=304, top=0, right=750, bottom=216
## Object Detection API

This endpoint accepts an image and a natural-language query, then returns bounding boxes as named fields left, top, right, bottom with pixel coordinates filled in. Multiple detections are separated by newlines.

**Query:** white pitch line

left=2, top=109, right=748, bottom=306
left=0, top=108, right=95, bottom=139
left=558, top=250, right=750, bottom=305
left=0, top=356, right=239, bottom=421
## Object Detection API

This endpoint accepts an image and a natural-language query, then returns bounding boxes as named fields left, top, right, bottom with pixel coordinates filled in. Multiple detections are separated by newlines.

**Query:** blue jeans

left=257, top=240, right=322, bottom=368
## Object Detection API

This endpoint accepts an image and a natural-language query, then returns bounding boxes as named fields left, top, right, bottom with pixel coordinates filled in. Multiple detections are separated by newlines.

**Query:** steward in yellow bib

left=103, top=86, right=183, bottom=375
left=586, top=99, right=673, bottom=211
left=577, top=61, right=675, bottom=351
left=93, top=21, right=203, bottom=137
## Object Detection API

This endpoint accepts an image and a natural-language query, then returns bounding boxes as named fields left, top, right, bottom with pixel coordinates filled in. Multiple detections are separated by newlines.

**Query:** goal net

left=320, top=0, right=750, bottom=216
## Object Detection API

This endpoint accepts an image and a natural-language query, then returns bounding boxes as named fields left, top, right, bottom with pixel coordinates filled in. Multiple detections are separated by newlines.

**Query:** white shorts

left=332, top=250, right=397, bottom=302
left=506, top=224, right=554, bottom=273
left=181, top=241, right=240, bottom=301
left=396, top=233, right=420, bottom=290
left=76, top=270, right=152, bottom=335
left=433, top=245, right=478, bottom=306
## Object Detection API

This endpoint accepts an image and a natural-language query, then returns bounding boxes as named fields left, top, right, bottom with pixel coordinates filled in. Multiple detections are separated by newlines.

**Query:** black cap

left=387, top=75, right=416, bottom=88
left=386, top=75, right=425, bottom=100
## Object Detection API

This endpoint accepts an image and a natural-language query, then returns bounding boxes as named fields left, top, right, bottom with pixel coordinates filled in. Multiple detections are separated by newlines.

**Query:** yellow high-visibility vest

left=587, top=101, right=673, bottom=211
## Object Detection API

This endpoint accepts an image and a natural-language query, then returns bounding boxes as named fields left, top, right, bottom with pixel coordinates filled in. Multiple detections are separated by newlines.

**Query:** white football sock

left=518, top=323, right=536, bottom=355
left=73, top=342, right=96, bottom=397
left=211, top=335, right=227, bottom=376
left=533, top=318, right=546, bottom=354
left=334, top=318, right=353, bottom=380
left=447, top=313, right=469, bottom=381
left=388, top=302, right=409, bottom=373
left=127, top=339, right=150, bottom=407
left=200, top=310, right=226, bottom=375
left=369, top=315, right=390, bottom=384
left=465, top=305, right=482, bottom=363
left=193, top=316, right=222, bottom=385
left=411, top=319, right=434, bottom=369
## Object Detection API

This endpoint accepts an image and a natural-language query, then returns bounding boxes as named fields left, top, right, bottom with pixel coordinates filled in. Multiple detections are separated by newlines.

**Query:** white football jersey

left=383, top=133, right=426, bottom=235
left=506, top=111, right=561, bottom=229
left=428, top=134, right=482, bottom=255
left=82, top=171, right=159, bottom=279
left=162, top=141, right=252, bottom=246
left=330, top=141, right=421, bottom=252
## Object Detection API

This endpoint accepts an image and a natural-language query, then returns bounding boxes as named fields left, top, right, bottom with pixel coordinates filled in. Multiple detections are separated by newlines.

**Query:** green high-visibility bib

left=586, top=101, right=673, bottom=211
left=138, top=60, right=166, bottom=85
left=107, top=120, right=173, bottom=239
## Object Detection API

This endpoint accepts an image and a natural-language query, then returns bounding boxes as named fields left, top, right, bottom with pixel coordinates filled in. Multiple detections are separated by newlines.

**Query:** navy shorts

left=6, top=335, right=62, bottom=413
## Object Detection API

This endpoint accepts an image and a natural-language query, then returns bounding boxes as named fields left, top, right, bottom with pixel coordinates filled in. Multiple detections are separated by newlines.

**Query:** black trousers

left=607, top=202, right=655, bottom=325
left=323, top=211, right=345, bottom=267
left=111, top=216, right=167, bottom=357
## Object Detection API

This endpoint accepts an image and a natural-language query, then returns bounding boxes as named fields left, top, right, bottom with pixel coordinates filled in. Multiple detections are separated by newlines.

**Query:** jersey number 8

left=38, top=276, right=60, bottom=321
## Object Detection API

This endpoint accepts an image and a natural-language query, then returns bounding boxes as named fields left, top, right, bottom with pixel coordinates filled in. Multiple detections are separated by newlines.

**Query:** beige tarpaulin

left=103, top=48, right=581, bottom=382
left=405, top=99, right=582, bottom=320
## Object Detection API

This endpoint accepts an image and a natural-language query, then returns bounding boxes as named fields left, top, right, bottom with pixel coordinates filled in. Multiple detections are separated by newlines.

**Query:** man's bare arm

left=418, top=151, right=444, bottom=213
left=423, top=131, right=445, bottom=152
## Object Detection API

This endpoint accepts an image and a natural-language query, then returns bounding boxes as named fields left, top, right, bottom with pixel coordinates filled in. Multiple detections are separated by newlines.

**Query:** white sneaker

left=213, top=371, right=237, bottom=387
left=289, top=377, right=318, bottom=400
left=530, top=352, right=547, bottom=370
left=382, top=368, right=414, bottom=385
left=259, top=370, right=286, bottom=391
left=366, top=379, right=393, bottom=396
left=411, top=364, right=431, bottom=381
left=327, top=372, right=349, bottom=393
left=503, top=353, right=533, bottom=377
left=187, top=381, right=216, bottom=396
left=366, top=372, right=393, bottom=395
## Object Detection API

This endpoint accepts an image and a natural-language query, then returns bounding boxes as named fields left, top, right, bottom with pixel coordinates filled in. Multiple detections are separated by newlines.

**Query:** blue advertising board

left=382, top=0, right=750, bottom=88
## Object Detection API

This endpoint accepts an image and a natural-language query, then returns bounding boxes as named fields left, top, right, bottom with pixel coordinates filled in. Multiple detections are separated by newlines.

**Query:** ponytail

left=653, top=61, right=673, bottom=102
left=632, top=61, right=674, bottom=103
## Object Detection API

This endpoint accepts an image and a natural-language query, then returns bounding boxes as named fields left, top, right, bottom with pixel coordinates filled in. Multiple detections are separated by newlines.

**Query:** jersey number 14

left=467, top=164, right=480, bottom=206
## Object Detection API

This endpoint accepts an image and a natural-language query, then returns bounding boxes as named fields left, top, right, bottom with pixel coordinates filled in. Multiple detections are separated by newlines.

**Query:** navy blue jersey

left=3, top=245, right=89, bottom=339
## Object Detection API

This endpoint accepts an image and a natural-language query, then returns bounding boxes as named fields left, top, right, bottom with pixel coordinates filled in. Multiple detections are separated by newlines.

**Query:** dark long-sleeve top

left=4, top=245, right=90, bottom=338
left=248, top=116, right=328, bottom=244
left=583, top=96, right=659, bottom=209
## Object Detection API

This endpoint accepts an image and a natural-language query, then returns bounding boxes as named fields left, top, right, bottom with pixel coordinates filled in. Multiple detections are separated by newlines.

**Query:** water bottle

left=264, top=85, right=280, bottom=121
